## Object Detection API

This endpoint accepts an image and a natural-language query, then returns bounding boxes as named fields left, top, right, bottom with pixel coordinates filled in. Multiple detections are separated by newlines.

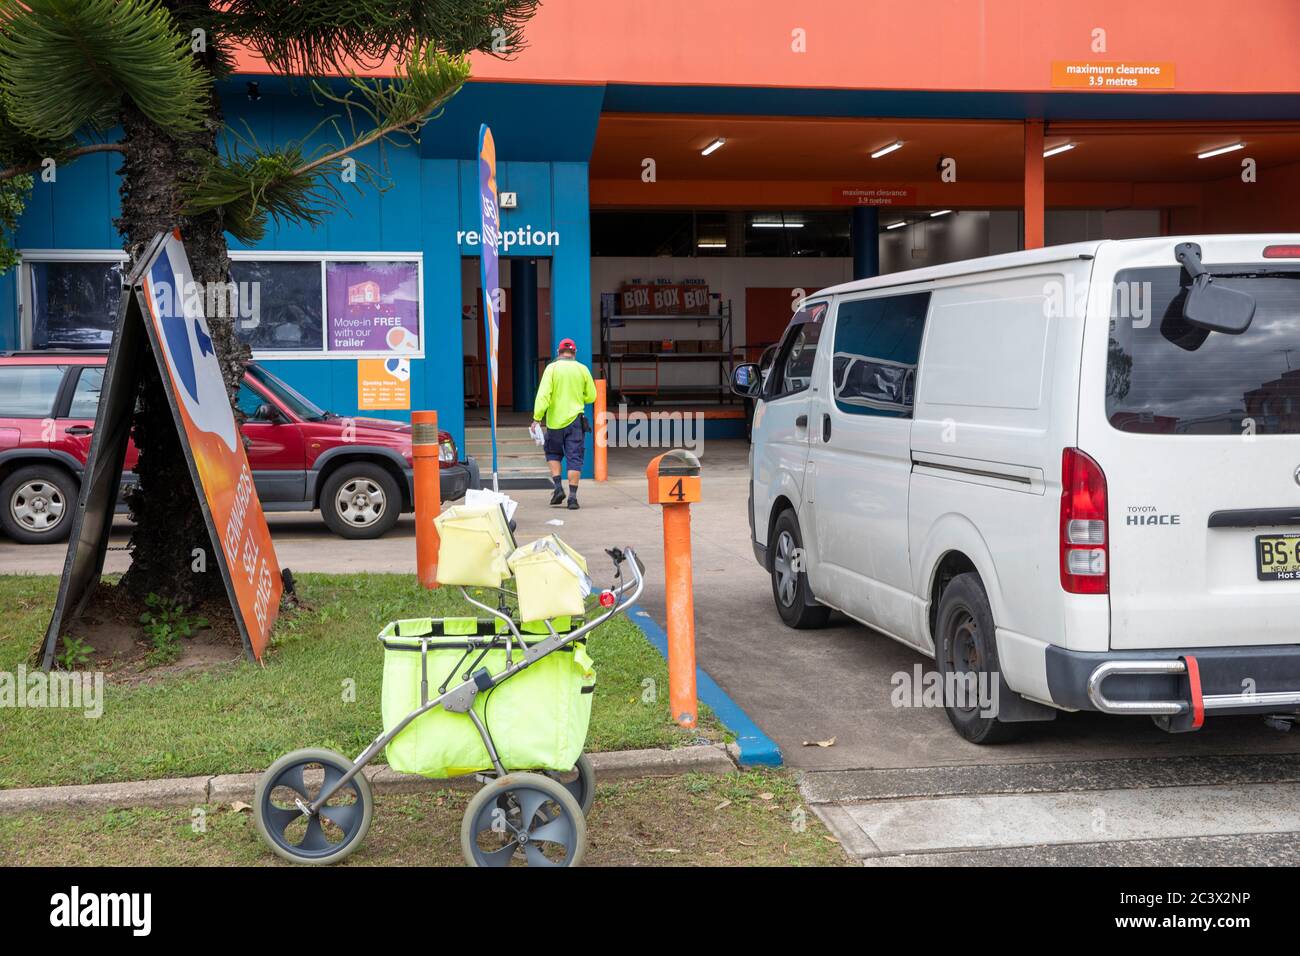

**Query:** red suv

left=0, top=352, right=479, bottom=543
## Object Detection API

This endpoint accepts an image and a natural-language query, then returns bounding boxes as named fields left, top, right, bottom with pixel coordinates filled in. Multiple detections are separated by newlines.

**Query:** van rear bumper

left=1045, top=644, right=1300, bottom=724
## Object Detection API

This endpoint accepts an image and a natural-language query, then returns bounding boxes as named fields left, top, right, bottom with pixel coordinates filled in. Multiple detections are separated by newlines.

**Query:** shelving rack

left=599, top=300, right=736, bottom=405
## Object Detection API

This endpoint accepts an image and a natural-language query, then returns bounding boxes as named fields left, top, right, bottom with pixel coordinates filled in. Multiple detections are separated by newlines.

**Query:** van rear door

left=1080, top=238, right=1300, bottom=650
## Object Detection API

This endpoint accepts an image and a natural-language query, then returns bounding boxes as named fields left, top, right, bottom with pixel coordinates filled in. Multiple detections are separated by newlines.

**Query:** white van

left=736, top=235, right=1300, bottom=743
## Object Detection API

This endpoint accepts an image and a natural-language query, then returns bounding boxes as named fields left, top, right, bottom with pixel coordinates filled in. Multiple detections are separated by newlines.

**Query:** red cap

left=557, top=338, right=576, bottom=353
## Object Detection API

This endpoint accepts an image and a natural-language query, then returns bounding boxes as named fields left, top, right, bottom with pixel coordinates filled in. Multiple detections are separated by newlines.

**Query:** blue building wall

left=1, top=80, right=603, bottom=457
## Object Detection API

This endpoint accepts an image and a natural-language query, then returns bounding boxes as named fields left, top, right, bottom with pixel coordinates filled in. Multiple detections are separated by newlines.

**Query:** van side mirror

left=1175, top=242, right=1255, bottom=335
left=254, top=403, right=284, bottom=423
left=731, top=363, right=762, bottom=398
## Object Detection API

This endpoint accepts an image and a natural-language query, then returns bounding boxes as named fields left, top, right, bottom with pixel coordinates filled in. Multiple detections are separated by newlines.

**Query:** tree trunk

left=113, top=85, right=249, bottom=607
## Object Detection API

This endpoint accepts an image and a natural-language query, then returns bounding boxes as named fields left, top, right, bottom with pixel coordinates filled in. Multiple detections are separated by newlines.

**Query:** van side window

left=832, top=292, right=930, bottom=417
left=767, top=303, right=827, bottom=398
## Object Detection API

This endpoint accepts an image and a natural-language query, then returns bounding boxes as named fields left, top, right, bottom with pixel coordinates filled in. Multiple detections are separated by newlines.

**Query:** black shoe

left=549, top=488, right=566, bottom=506
left=567, top=496, right=580, bottom=510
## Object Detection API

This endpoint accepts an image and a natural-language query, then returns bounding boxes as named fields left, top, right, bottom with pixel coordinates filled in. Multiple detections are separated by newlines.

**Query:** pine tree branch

left=215, top=0, right=540, bottom=75
left=0, top=0, right=210, bottom=141
left=184, top=45, right=469, bottom=244
left=0, top=142, right=126, bottom=182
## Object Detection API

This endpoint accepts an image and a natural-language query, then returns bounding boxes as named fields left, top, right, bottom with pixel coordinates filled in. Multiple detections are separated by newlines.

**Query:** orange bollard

left=594, top=379, right=608, bottom=482
left=412, top=410, right=441, bottom=590
left=646, top=450, right=702, bottom=728
left=661, top=502, right=696, bottom=728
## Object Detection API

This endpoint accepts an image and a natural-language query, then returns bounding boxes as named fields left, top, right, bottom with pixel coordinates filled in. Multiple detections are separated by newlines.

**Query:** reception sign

left=42, top=230, right=282, bottom=667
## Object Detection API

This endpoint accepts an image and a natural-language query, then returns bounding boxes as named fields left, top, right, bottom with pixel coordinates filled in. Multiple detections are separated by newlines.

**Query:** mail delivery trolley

left=253, top=541, right=646, bottom=867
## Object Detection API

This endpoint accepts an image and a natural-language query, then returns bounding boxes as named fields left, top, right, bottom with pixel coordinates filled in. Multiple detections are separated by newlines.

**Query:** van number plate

left=1257, top=534, right=1300, bottom=580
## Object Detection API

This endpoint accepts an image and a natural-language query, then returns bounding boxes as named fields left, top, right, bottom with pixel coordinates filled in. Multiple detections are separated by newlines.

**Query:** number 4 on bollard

left=646, top=450, right=701, bottom=728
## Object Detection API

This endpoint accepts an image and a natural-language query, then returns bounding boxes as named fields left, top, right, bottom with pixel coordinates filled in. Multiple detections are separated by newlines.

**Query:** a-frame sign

left=41, top=230, right=282, bottom=668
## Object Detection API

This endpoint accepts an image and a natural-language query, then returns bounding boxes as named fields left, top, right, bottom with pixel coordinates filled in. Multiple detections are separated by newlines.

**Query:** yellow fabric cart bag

left=507, top=535, right=593, bottom=623
left=433, top=505, right=515, bottom=587
left=379, top=617, right=595, bottom=778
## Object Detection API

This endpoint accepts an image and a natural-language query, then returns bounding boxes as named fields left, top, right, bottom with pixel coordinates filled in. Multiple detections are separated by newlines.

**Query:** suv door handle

left=64, top=425, right=93, bottom=436
left=795, top=414, right=808, bottom=428
left=822, top=413, right=831, bottom=442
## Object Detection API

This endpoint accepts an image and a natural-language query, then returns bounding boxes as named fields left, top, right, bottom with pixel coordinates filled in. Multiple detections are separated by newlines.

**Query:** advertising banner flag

left=41, top=230, right=282, bottom=667
left=477, top=123, right=501, bottom=489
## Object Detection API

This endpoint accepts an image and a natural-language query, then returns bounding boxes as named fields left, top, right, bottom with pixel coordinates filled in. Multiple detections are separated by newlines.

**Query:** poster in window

left=357, top=358, right=411, bottom=411
left=326, top=261, right=420, bottom=353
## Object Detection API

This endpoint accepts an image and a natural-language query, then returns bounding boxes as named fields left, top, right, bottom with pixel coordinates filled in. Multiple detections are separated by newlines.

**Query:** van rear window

left=1106, top=266, right=1300, bottom=435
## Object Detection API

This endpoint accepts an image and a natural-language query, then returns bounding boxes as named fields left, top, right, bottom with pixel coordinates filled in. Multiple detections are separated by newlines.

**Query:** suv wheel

left=0, top=465, right=75, bottom=544
left=934, top=572, right=1020, bottom=744
left=769, top=509, right=831, bottom=629
left=320, top=463, right=401, bottom=539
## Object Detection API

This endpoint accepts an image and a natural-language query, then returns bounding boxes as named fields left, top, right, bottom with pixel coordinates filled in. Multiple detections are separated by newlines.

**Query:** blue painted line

left=626, top=603, right=782, bottom=767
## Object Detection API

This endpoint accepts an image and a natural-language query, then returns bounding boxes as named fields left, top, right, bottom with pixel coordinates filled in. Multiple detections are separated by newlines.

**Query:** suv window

left=1107, top=266, right=1300, bottom=434
left=237, top=382, right=270, bottom=419
left=67, top=366, right=104, bottom=419
left=767, top=302, right=827, bottom=398
left=832, top=292, right=930, bottom=417
left=0, top=365, right=66, bottom=417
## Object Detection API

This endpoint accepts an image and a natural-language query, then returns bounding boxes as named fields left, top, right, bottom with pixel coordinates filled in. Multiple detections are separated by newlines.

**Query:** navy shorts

left=543, top=418, right=585, bottom=471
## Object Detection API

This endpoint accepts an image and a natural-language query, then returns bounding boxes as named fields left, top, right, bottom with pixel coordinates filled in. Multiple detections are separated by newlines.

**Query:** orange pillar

left=412, top=410, right=441, bottom=590
left=594, top=379, right=608, bottom=482
left=662, top=503, right=697, bottom=729
left=1024, top=120, right=1045, bottom=250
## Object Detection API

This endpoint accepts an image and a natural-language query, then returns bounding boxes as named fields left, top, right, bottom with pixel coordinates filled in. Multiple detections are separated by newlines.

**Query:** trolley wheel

left=544, top=752, right=595, bottom=815
left=461, top=772, right=587, bottom=867
left=253, top=748, right=373, bottom=865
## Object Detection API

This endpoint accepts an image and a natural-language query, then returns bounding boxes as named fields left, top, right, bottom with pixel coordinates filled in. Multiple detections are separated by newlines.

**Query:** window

left=768, top=302, right=827, bottom=397
left=236, top=382, right=270, bottom=419
left=230, top=260, right=323, bottom=352
left=67, top=367, right=104, bottom=419
left=246, top=365, right=329, bottom=421
left=0, top=365, right=66, bottom=417
left=324, top=260, right=420, bottom=354
left=832, top=292, right=930, bottom=417
left=20, top=251, right=422, bottom=360
left=25, top=258, right=125, bottom=349
left=1107, top=267, right=1300, bottom=435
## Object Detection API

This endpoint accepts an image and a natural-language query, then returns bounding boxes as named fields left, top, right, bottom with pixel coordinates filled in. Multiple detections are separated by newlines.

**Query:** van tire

left=934, top=573, right=1020, bottom=745
left=0, top=464, right=76, bottom=544
left=769, top=510, right=830, bottom=629
left=320, top=463, right=401, bottom=539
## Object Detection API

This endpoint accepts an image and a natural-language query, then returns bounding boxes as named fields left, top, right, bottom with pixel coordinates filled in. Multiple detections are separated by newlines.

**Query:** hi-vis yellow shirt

left=533, top=358, right=597, bottom=430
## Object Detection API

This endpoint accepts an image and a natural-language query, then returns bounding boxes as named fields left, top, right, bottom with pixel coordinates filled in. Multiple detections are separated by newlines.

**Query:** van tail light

left=1263, top=245, right=1300, bottom=258
left=1060, top=448, right=1108, bottom=594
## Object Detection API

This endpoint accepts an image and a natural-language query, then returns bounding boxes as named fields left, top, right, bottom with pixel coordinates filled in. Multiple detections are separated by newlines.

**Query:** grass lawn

left=0, top=770, right=849, bottom=867
left=0, top=573, right=721, bottom=790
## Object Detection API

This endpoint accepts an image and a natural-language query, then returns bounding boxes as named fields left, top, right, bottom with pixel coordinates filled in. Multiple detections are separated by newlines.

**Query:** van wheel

left=934, top=573, right=1020, bottom=744
left=320, top=463, right=401, bottom=539
left=0, top=465, right=75, bottom=544
left=770, top=510, right=830, bottom=629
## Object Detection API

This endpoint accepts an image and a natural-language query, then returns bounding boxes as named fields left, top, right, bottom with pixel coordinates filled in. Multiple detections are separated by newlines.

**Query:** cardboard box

left=651, top=283, right=682, bottom=315
left=619, top=282, right=652, bottom=315
left=681, top=278, right=710, bottom=315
